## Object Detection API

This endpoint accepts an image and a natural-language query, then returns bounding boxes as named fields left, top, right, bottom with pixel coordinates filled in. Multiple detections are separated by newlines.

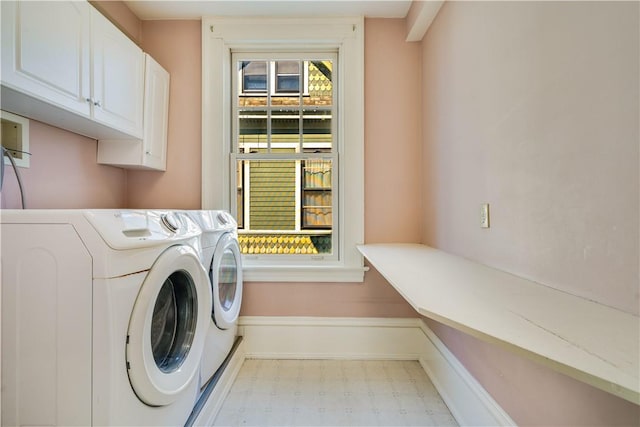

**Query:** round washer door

left=210, top=233, right=243, bottom=329
left=126, top=245, right=211, bottom=406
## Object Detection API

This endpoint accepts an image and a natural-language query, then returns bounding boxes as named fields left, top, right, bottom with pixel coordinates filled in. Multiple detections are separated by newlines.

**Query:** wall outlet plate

left=1, top=110, right=30, bottom=168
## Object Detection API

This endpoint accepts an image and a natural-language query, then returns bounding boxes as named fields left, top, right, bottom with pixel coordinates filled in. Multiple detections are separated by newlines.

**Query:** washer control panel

left=84, top=210, right=200, bottom=249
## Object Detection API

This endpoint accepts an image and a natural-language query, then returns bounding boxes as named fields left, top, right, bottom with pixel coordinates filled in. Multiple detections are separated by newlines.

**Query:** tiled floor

left=213, top=359, right=458, bottom=426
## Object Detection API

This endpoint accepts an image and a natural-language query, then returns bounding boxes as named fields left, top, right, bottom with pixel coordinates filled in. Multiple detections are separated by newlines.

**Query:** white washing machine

left=1, top=209, right=212, bottom=426
left=183, top=210, right=243, bottom=390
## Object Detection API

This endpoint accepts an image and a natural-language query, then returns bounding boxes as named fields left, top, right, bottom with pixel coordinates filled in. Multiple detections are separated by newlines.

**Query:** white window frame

left=202, top=17, right=365, bottom=282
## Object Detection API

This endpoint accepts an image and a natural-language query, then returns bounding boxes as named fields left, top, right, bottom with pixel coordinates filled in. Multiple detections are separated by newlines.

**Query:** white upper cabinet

left=91, top=7, right=143, bottom=138
left=0, top=1, right=144, bottom=140
left=97, top=54, right=170, bottom=171
left=1, top=1, right=91, bottom=117
left=141, top=55, right=170, bottom=170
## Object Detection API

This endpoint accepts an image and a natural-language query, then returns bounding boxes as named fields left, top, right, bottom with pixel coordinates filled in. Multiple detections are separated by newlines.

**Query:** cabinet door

left=91, top=7, right=143, bottom=138
left=142, top=54, right=170, bottom=170
left=1, top=1, right=91, bottom=117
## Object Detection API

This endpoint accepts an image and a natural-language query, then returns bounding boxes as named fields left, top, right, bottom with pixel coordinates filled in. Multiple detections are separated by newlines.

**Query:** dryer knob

left=217, top=212, right=229, bottom=225
left=161, top=213, right=180, bottom=233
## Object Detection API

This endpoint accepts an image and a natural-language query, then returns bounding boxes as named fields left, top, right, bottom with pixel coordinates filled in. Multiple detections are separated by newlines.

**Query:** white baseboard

left=417, top=319, right=516, bottom=427
left=223, top=316, right=516, bottom=427
left=239, top=316, right=421, bottom=360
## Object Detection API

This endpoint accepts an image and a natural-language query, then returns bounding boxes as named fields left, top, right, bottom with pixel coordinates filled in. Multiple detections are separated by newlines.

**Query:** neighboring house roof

left=239, top=234, right=319, bottom=254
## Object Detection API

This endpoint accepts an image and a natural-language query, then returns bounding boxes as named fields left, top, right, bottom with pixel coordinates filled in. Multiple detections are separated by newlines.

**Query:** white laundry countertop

left=357, top=243, right=640, bottom=405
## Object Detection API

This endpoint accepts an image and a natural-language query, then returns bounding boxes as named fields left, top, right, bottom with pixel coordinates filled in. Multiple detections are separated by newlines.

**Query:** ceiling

left=124, top=0, right=413, bottom=20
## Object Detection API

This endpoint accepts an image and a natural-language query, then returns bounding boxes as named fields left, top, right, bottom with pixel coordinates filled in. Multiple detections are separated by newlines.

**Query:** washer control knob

left=161, top=212, right=180, bottom=233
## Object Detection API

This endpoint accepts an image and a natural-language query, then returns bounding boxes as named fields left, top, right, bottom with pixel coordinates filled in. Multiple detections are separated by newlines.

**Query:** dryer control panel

left=184, top=210, right=237, bottom=249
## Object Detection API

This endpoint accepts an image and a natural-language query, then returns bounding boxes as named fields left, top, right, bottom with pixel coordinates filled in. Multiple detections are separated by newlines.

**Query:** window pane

left=242, top=61, right=267, bottom=92
left=239, top=95, right=268, bottom=108
left=303, top=110, right=332, bottom=151
left=303, top=159, right=332, bottom=189
left=238, top=233, right=331, bottom=255
left=276, top=61, right=300, bottom=93
left=246, top=159, right=297, bottom=230
left=276, top=60, right=299, bottom=75
left=238, top=110, right=267, bottom=152
left=304, top=60, right=332, bottom=107
left=239, top=61, right=268, bottom=107
left=235, top=158, right=333, bottom=255
left=276, top=75, right=299, bottom=92
left=271, top=95, right=300, bottom=107
left=271, top=110, right=300, bottom=150
left=244, top=74, right=267, bottom=91
left=302, top=158, right=333, bottom=256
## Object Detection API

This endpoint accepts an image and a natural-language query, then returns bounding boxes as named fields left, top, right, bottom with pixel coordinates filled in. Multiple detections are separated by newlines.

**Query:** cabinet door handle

left=93, top=100, right=101, bottom=107
left=85, top=98, right=92, bottom=103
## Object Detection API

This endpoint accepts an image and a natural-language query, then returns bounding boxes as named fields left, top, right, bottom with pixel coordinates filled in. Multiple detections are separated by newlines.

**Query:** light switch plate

left=480, top=203, right=490, bottom=228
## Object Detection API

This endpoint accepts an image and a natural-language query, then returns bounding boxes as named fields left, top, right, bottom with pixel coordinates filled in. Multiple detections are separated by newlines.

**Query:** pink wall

left=241, top=18, right=421, bottom=317
left=1, top=120, right=126, bottom=209
left=365, top=19, right=423, bottom=244
left=421, top=0, right=639, bottom=316
left=241, top=268, right=416, bottom=317
left=426, top=319, right=640, bottom=426
left=119, top=17, right=418, bottom=317
left=420, top=1, right=639, bottom=425
left=126, top=20, right=202, bottom=209
left=90, top=0, right=142, bottom=45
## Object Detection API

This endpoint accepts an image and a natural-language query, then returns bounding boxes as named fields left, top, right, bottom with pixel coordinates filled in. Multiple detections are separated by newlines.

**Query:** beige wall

left=0, top=120, right=126, bottom=209
left=421, top=1, right=639, bottom=425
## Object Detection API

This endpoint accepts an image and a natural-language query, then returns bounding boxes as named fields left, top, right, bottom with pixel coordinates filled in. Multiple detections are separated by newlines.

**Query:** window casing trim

left=202, top=17, right=364, bottom=282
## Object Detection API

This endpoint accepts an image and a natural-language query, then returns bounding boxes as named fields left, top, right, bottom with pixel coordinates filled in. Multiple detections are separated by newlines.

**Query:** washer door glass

left=210, top=233, right=243, bottom=329
left=151, top=271, right=196, bottom=373
left=127, top=245, right=211, bottom=407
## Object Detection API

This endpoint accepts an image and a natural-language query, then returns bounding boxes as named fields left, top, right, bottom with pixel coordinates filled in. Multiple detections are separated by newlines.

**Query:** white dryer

left=1, top=210, right=211, bottom=426
left=183, top=210, right=243, bottom=389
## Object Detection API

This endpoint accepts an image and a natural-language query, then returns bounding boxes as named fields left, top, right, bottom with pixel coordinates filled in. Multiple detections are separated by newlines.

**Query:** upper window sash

left=232, top=55, right=336, bottom=156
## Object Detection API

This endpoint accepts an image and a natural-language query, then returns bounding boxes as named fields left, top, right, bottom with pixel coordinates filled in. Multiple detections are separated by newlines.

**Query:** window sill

left=242, top=264, right=367, bottom=283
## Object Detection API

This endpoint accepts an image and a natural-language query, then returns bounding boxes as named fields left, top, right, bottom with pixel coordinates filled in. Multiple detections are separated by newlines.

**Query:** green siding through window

left=249, top=160, right=296, bottom=230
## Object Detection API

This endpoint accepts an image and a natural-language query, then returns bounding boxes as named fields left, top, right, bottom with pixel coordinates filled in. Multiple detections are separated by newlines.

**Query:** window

left=234, top=56, right=335, bottom=257
left=202, top=18, right=364, bottom=282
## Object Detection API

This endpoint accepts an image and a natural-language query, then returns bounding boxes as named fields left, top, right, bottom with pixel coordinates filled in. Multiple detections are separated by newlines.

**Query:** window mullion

left=267, top=61, right=272, bottom=153
left=296, top=60, right=304, bottom=231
